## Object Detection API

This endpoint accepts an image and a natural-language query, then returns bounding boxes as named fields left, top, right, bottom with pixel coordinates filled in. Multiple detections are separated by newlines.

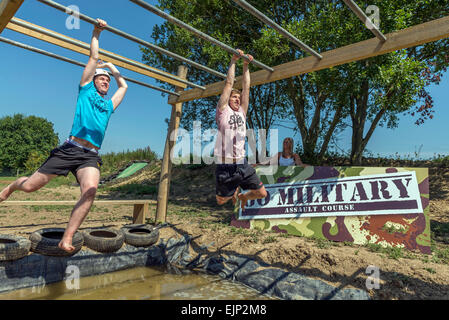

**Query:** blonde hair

left=283, top=137, right=294, bottom=155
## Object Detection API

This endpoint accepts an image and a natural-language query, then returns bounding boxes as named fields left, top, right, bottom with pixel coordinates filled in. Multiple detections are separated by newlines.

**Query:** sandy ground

left=0, top=164, right=448, bottom=300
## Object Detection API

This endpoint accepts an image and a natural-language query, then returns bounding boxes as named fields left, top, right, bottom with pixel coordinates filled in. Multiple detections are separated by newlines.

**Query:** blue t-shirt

left=69, top=81, right=114, bottom=148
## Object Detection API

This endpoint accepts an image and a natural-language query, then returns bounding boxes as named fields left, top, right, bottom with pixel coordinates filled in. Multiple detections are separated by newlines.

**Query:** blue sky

left=0, top=0, right=448, bottom=160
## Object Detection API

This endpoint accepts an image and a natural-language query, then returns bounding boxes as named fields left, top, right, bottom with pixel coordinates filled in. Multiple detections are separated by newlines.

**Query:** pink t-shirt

left=214, top=104, right=246, bottom=163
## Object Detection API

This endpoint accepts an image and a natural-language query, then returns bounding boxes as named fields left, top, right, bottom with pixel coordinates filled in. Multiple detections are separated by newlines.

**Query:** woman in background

left=258, top=137, right=309, bottom=167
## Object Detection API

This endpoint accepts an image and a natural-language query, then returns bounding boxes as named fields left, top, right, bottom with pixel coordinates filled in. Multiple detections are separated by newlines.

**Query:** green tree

left=142, top=0, right=449, bottom=164
left=0, top=114, right=59, bottom=172
left=24, top=151, right=49, bottom=174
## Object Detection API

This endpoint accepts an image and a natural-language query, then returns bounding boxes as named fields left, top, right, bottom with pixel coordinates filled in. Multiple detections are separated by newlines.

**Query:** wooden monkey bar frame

left=167, top=14, right=449, bottom=104
left=342, top=0, right=387, bottom=42
left=1, top=0, right=449, bottom=224
left=6, top=17, right=196, bottom=90
left=129, top=0, right=274, bottom=72
left=37, top=0, right=227, bottom=80
left=232, top=0, right=323, bottom=59
left=0, top=36, right=180, bottom=96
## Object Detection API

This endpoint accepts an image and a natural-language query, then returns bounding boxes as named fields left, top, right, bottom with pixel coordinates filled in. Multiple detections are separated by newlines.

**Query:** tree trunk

left=318, top=102, right=345, bottom=161
left=350, top=80, right=369, bottom=165
left=288, top=77, right=328, bottom=164
left=350, top=79, right=391, bottom=165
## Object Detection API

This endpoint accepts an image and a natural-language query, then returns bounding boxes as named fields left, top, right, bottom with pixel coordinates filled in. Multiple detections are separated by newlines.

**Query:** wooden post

left=155, top=65, right=188, bottom=224
left=133, top=203, right=149, bottom=224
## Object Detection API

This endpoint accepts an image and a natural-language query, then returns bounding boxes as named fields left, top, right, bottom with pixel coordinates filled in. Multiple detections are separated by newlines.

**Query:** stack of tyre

left=82, top=224, right=159, bottom=253
left=0, top=224, right=159, bottom=261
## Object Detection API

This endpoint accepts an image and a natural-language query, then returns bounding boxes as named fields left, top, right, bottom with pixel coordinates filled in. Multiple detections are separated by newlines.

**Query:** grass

left=277, top=232, right=295, bottom=238
left=24, top=204, right=109, bottom=213
left=103, top=184, right=157, bottom=195
left=425, top=267, right=436, bottom=274
left=29, top=205, right=72, bottom=212
left=229, top=226, right=250, bottom=236
left=228, top=226, right=263, bottom=243
left=262, top=236, right=277, bottom=244
left=431, top=247, right=449, bottom=264
left=366, top=243, right=406, bottom=260
left=45, top=175, right=77, bottom=188
left=205, top=220, right=228, bottom=232
left=431, top=220, right=449, bottom=239
left=311, top=236, right=334, bottom=249
left=101, top=146, right=157, bottom=176
left=169, top=207, right=209, bottom=219
left=0, top=175, right=76, bottom=190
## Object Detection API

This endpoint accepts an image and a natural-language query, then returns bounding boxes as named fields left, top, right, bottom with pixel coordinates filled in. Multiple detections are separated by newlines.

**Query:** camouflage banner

left=240, top=171, right=423, bottom=219
left=232, top=166, right=430, bottom=254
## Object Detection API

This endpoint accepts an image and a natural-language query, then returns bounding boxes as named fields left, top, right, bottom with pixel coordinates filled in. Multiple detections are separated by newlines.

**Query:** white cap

left=94, top=69, right=111, bottom=81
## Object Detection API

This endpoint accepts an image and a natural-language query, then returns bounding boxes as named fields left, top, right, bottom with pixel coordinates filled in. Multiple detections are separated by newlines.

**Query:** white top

left=279, top=154, right=295, bottom=166
left=214, top=104, right=246, bottom=162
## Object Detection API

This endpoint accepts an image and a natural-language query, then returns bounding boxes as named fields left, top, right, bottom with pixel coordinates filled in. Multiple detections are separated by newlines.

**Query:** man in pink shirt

left=214, top=49, right=267, bottom=210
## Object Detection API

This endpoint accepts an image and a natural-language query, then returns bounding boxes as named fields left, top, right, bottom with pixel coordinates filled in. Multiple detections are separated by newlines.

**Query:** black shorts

left=38, top=142, right=102, bottom=178
left=215, top=161, right=264, bottom=198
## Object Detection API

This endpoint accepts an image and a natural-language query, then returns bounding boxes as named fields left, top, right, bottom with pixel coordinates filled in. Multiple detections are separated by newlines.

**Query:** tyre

left=82, top=228, right=124, bottom=253
left=0, top=234, right=31, bottom=261
left=29, top=228, right=83, bottom=257
left=121, top=224, right=159, bottom=247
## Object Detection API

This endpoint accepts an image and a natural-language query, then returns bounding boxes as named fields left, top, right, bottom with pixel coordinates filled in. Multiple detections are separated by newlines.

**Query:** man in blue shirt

left=0, top=19, right=128, bottom=253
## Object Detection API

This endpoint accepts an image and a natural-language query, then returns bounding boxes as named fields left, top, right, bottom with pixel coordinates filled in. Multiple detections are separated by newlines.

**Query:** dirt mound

left=111, top=161, right=449, bottom=300
left=1, top=160, right=448, bottom=300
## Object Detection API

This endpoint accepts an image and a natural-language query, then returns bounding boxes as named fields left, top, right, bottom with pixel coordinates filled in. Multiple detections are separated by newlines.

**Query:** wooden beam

left=168, top=15, right=449, bottom=104
left=1, top=200, right=157, bottom=206
left=0, top=0, right=23, bottom=34
left=6, top=18, right=187, bottom=88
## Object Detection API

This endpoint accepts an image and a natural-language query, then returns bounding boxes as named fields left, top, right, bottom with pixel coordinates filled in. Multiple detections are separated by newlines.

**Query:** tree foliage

left=0, top=114, right=59, bottom=172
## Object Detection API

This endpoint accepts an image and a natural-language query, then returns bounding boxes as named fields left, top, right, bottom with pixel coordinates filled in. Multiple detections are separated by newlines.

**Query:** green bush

left=101, top=146, right=157, bottom=175
left=106, top=184, right=157, bottom=195
left=24, top=151, right=48, bottom=174
left=0, top=114, right=59, bottom=172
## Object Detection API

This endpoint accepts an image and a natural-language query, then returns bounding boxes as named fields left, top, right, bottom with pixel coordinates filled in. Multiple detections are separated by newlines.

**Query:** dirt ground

left=0, top=163, right=448, bottom=300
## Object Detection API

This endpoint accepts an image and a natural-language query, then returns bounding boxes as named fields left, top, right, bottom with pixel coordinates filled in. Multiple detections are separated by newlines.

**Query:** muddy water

left=0, top=266, right=277, bottom=300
